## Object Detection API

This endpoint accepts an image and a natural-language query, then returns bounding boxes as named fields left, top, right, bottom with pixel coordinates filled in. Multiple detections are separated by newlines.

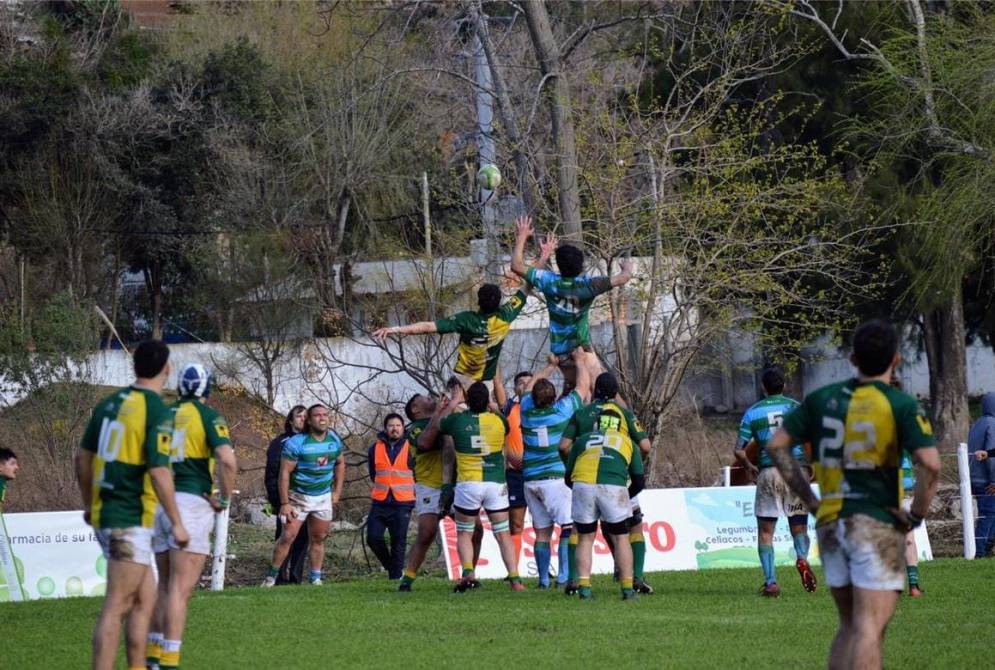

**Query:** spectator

left=0, top=448, right=18, bottom=507
left=366, top=413, right=415, bottom=579
left=968, top=392, right=995, bottom=557
left=265, top=405, right=309, bottom=583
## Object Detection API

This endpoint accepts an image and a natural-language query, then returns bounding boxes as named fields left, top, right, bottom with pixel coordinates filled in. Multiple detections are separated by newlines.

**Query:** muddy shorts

left=817, top=514, right=906, bottom=591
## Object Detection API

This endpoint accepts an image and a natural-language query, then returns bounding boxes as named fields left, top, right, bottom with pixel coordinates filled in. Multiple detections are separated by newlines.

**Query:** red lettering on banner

left=648, top=521, right=676, bottom=552
left=523, top=527, right=536, bottom=557
left=593, top=531, right=610, bottom=555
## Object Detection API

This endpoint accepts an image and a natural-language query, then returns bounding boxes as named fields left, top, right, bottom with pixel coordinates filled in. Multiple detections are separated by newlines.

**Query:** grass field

left=2, top=559, right=989, bottom=669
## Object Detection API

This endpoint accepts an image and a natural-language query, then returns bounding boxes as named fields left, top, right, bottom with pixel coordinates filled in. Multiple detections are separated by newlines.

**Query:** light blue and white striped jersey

left=901, top=451, right=915, bottom=492
left=525, top=268, right=613, bottom=355
left=520, top=390, right=583, bottom=481
left=282, top=431, right=344, bottom=496
left=736, top=394, right=804, bottom=469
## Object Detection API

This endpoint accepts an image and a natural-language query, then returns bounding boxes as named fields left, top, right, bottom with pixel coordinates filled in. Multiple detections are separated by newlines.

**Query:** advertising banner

left=0, top=511, right=106, bottom=601
left=440, top=485, right=931, bottom=580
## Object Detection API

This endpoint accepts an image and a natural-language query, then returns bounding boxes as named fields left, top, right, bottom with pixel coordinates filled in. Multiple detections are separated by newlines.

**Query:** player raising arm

left=509, top=216, right=631, bottom=393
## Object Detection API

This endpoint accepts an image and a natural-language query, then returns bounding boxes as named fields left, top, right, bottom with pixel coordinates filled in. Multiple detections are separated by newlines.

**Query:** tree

left=788, top=0, right=995, bottom=449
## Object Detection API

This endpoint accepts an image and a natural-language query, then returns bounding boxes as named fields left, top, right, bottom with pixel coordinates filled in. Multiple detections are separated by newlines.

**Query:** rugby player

left=398, top=393, right=483, bottom=592
left=262, top=403, right=345, bottom=587
left=148, top=364, right=236, bottom=670
left=562, top=372, right=649, bottom=600
left=734, top=366, right=815, bottom=597
left=509, top=216, right=631, bottom=392
left=767, top=320, right=940, bottom=669
left=519, top=349, right=591, bottom=588
left=372, top=234, right=554, bottom=393
left=420, top=382, right=525, bottom=592
left=76, top=340, right=189, bottom=670
left=0, top=448, right=17, bottom=506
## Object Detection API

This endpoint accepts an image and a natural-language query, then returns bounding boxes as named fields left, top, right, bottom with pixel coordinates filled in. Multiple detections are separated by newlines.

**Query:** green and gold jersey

left=170, top=399, right=231, bottom=497
left=434, top=290, right=527, bottom=382
left=782, top=378, right=935, bottom=526
left=80, top=387, right=174, bottom=529
left=408, top=418, right=445, bottom=489
left=0, top=476, right=7, bottom=505
left=563, top=400, right=646, bottom=487
left=439, top=410, right=509, bottom=483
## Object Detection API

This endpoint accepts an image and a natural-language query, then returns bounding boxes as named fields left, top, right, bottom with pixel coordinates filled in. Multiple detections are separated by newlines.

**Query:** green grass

left=2, top=559, right=988, bottom=669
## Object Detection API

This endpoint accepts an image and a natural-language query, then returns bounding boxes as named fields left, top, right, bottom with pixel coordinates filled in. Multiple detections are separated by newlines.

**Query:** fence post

left=0, top=510, right=24, bottom=601
left=722, top=466, right=732, bottom=487
left=957, top=442, right=976, bottom=560
left=211, top=506, right=231, bottom=590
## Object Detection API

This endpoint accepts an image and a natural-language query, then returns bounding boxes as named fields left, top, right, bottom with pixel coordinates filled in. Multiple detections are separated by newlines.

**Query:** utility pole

left=473, top=32, right=501, bottom=283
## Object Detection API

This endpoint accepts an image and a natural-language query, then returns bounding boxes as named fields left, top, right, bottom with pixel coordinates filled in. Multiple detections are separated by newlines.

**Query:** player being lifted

left=419, top=382, right=525, bottom=592
left=147, top=364, right=237, bottom=670
left=767, top=320, right=940, bottom=670
left=262, top=404, right=345, bottom=587
left=398, top=393, right=483, bottom=592
left=515, top=349, right=591, bottom=589
left=372, top=234, right=555, bottom=393
left=562, top=372, right=649, bottom=601
left=509, top=216, right=632, bottom=392
left=734, top=366, right=816, bottom=597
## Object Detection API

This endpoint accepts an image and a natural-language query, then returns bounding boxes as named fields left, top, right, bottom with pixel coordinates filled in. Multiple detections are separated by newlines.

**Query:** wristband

left=907, top=510, right=924, bottom=529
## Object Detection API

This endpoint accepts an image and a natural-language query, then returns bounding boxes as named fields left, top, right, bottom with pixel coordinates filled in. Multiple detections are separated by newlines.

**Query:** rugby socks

left=759, top=544, right=776, bottom=585
left=621, top=577, right=634, bottom=598
left=308, top=569, right=321, bottom=583
left=792, top=532, right=810, bottom=561
left=578, top=576, right=592, bottom=599
left=508, top=571, right=522, bottom=584
left=461, top=562, right=474, bottom=579
left=401, top=569, right=417, bottom=586
left=146, top=631, right=163, bottom=669
left=160, top=639, right=181, bottom=669
left=568, top=532, right=578, bottom=583
left=630, top=530, right=646, bottom=580
left=266, top=565, right=280, bottom=578
left=907, top=565, right=919, bottom=588
left=557, top=527, right=571, bottom=584
left=535, top=542, right=552, bottom=587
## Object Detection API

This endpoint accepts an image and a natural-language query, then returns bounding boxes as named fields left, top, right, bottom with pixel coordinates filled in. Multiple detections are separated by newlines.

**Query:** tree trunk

left=922, top=291, right=970, bottom=451
left=523, top=0, right=582, bottom=241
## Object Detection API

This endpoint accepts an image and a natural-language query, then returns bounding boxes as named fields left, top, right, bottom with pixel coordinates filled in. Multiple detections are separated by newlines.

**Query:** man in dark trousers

left=366, top=413, right=415, bottom=579
left=265, top=405, right=309, bottom=584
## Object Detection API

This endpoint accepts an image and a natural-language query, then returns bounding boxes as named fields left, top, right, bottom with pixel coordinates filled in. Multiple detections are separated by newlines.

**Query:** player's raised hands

left=620, top=257, right=634, bottom=275
left=538, top=233, right=558, bottom=262
left=514, top=215, right=534, bottom=240
left=372, top=326, right=393, bottom=344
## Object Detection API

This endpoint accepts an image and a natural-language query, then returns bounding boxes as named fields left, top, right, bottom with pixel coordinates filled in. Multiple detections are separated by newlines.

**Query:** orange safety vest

left=371, top=439, right=415, bottom=503
left=506, top=403, right=524, bottom=470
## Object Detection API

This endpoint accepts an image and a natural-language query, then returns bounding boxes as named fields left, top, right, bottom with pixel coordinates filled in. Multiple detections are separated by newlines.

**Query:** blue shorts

left=506, top=468, right=527, bottom=509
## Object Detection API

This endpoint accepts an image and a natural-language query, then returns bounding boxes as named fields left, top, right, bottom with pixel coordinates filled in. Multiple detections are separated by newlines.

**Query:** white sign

left=439, top=486, right=931, bottom=580
left=0, top=511, right=105, bottom=601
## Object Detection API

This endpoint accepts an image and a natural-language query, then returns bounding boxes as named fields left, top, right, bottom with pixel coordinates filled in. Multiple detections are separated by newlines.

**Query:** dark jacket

left=367, top=431, right=415, bottom=507
left=968, top=393, right=995, bottom=489
left=265, top=432, right=294, bottom=509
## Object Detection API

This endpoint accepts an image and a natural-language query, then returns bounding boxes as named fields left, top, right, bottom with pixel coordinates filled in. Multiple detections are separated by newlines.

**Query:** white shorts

left=288, top=491, right=333, bottom=522
left=817, top=515, right=906, bottom=591
left=571, top=482, right=631, bottom=525
left=152, top=493, right=215, bottom=555
left=524, top=479, right=572, bottom=528
left=415, top=483, right=444, bottom=516
left=630, top=493, right=641, bottom=512
left=454, top=481, right=508, bottom=513
left=755, top=467, right=808, bottom=519
left=95, top=527, right=154, bottom=566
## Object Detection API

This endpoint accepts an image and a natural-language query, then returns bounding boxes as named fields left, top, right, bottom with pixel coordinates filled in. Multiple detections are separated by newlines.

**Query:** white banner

left=440, top=485, right=931, bottom=580
left=0, top=511, right=105, bottom=601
